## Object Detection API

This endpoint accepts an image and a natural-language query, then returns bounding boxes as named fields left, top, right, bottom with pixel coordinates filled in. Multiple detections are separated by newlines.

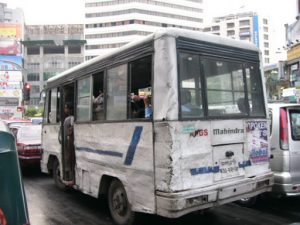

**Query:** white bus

left=41, top=28, right=273, bottom=225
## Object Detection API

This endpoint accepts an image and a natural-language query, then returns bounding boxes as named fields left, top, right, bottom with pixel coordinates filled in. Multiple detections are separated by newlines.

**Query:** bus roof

left=47, top=28, right=259, bottom=85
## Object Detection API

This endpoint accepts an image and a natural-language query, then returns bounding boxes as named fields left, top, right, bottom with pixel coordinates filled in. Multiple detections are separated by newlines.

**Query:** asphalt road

left=23, top=168, right=300, bottom=225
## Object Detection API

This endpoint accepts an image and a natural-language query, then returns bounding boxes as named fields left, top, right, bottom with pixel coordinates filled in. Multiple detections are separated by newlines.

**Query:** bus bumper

left=156, top=172, right=274, bottom=218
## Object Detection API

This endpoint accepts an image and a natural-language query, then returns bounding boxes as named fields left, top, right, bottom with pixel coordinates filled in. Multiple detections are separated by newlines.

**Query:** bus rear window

left=178, top=52, right=266, bottom=119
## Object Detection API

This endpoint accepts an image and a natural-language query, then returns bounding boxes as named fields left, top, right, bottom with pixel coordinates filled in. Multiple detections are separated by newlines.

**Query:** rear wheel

left=53, top=159, right=67, bottom=191
left=108, top=180, right=135, bottom=225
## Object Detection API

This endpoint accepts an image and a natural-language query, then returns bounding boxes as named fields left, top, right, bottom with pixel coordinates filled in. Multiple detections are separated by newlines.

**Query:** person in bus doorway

left=63, top=102, right=75, bottom=186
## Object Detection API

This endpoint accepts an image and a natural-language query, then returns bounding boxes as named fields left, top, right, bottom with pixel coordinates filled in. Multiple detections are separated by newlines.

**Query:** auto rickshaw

left=0, top=121, right=30, bottom=225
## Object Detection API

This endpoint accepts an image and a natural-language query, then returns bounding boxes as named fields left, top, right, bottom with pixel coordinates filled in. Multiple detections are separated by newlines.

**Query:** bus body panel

left=155, top=119, right=271, bottom=192
left=73, top=122, right=155, bottom=213
left=154, top=119, right=272, bottom=217
left=41, top=124, right=60, bottom=173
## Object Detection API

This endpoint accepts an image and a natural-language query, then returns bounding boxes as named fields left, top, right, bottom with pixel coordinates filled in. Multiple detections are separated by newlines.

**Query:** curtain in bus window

left=178, top=52, right=203, bottom=119
left=77, top=77, right=91, bottom=121
left=204, top=59, right=246, bottom=116
left=245, top=64, right=265, bottom=117
left=107, top=64, right=127, bottom=120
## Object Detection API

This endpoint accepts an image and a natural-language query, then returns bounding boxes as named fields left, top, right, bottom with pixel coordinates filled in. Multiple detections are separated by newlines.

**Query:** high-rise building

left=84, top=0, right=204, bottom=60
left=0, top=3, right=24, bottom=119
left=203, top=12, right=272, bottom=65
left=22, top=24, right=85, bottom=107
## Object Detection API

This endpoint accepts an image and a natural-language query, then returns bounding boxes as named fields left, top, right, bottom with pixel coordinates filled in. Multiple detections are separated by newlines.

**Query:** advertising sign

left=0, top=89, right=22, bottom=98
left=0, top=23, right=21, bottom=38
left=0, top=56, right=22, bottom=70
left=0, top=97, right=19, bottom=106
left=0, top=71, right=22, bottom=82
left=0, top=23, right=22, bottom=55
left=0, top=81, right=21, bottom=90
left=246, top=121, right=268, bottom=164
left=252, top=16, right=260, bottom=48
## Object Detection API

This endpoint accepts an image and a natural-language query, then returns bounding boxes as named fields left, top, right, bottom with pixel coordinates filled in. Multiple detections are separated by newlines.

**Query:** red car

left=15, top=125, right=42, bottom=168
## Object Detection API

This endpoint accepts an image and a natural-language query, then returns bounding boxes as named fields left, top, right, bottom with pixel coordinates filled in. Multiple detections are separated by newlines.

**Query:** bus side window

left=128, top=56, right=152, bottom=119
left=49, top=88, right=59, bottom=123
left=92, top=72, right=105, bottom=121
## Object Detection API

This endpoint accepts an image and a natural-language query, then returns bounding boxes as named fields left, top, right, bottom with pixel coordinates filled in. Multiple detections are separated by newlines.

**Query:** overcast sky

left=4, top=0, right=298, bottom=47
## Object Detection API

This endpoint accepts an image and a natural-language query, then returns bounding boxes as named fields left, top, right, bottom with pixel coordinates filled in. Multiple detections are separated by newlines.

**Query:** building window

left=68, top=45, right=81, bottom=54
left=227, top=22, right=235, bottom=28
left=27, top=63, right=40, bottom=69
left=27, top=73, right=40, bottom=81
left=264, top=42, right=269, bottom=48
left=212, top=26, right=220, bottom=31
left=31, top=85, right=40, bottom=95
left=68, top=62, right=81, bottom=68
left=44, top=46, right=64, bottom=54
left=264, top=50, right=269, bottom=55
left=264, top=34, right=269, bottom=40
left=263, top=26, right=268, bottom=32
left=27, top=46, right=40, bottom=55
left=265, top=58, right=270, bottom=64
left=239, top=20, right=250, bottom=26
left=263, top=19, right=268, bottom=25
left=43, top=72, right=57, bottom=81
left=227, top=30, right=235, bottom=36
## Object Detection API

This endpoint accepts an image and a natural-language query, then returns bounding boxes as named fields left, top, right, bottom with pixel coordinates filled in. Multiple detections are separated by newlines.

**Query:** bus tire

left=53, top=159, right=67, bottom=191
left=108, top=180, right=135, bottom=225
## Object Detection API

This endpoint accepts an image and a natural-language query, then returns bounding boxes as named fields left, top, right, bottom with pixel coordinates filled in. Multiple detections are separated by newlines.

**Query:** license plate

left=219, top=158, right=239, bottom=174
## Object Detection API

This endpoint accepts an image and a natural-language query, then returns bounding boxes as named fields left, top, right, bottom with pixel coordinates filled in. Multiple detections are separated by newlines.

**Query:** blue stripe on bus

left=238, top=160, right=251, bottom=168
left=190, top=166, right=220, bottom=176
left=124, top=126, right=143, bottom=166
left=76, top=147, right=123, bottom=158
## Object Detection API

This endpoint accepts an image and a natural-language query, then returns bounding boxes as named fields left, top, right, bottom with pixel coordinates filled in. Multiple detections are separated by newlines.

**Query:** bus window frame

left=177, top=50, right=266, bottom=121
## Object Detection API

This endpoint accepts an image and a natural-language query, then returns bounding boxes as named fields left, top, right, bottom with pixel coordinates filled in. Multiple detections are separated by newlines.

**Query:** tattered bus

left=41, top=28, right=273, bottom=225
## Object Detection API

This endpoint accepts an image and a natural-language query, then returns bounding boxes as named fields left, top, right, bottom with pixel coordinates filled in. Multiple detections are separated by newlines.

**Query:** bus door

left=60, top=83, right=75, bottom=182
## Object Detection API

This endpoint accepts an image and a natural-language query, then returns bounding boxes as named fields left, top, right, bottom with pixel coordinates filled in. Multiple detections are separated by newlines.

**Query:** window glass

left=245, top=64, right=265, bottom=117
left=107, top=64, right=127, bottom=120
left=129, top=56, right=152, bottom=119
left=77, top=77, right=91, bottom=121
left=204, top=59, right=246, bottom=116
left=49, top=88, right=58, bottom=123
left=179, top=53, right=203, bottom=118
left=290, top=110, right=300, bottom=141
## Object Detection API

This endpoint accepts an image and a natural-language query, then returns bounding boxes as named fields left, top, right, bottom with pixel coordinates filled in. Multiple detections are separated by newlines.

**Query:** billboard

left=0, top=23, right=22, bottom=55
left=252, top=16, right=260, bottom=48
left=0, top=71, right=22, bottom=82
left=0, top=56, right=22, bottom=70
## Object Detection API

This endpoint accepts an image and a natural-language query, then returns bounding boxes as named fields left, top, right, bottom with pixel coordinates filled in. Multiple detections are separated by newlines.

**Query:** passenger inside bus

left=181, top=89, right=202, bottom=116
left=93, top=90, right=104, bottom=120
left=131, top=94, right=145, bottom=118
left=63, top=102, right=75, bottom=185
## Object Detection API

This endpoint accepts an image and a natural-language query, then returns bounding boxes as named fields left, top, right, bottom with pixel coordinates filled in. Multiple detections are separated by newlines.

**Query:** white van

left=269, top=102, right=300, bottom=196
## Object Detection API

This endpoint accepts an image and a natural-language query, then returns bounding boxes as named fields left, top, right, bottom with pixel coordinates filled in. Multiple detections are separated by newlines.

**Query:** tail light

left=280, top=107, right=289, bottom=150
left=17, top=144, right=42, bottom=156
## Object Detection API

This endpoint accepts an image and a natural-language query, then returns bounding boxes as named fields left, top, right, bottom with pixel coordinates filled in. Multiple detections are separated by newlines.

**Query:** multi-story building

left=22, top=24, right=85, bottom=107
left=203, top=12, right=272, bottom=65
left=0, top=3, right=24, bottom=119
left=84, top=0, right=204, bottom=60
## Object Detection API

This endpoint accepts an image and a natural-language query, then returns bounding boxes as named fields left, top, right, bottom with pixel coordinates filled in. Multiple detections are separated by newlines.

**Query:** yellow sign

left=0, top=23, right=21, bottom=38
left=288, top=44, right=300, bottom=61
